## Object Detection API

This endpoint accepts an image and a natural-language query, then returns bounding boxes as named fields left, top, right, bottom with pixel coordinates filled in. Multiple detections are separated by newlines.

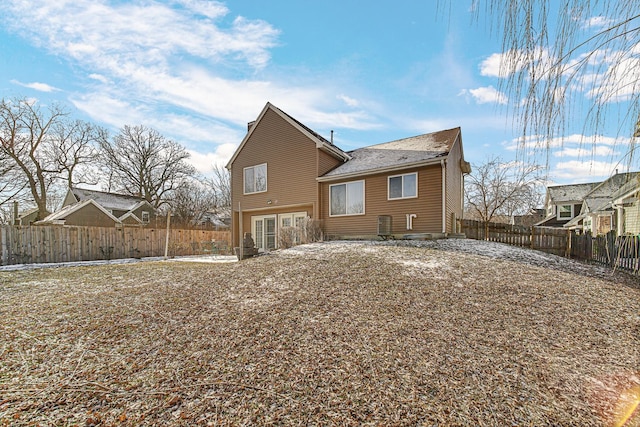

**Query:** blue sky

left=0, top=0, right=636, bottom=184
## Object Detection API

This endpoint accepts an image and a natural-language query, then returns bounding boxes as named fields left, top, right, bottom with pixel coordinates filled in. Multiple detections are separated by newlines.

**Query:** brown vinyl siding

left=318, top=149, right=343, bottom=176
left=62, top=191, right=77, bottom=207
left=321, top=165, right=443, bottom=238
left=231, top=109, right=320, bottom=210
left=121, top=215, right=141, bottom=226
left=234, top=205, right=314, bottom=243
left=130, top=206, right=153, bottom=223
left=230, top=109, right=324, bottom=246
left=444, top=134, right=463, bottom=233
left=65, top=205, right=118, bottom=227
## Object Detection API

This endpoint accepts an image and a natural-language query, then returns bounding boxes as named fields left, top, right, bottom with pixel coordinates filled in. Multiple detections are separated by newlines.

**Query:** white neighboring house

left=536, top=182, right=599, bottom=228
left=611, top=177, right=640, bottom=235
left=552, top=172, right=640, bottom=235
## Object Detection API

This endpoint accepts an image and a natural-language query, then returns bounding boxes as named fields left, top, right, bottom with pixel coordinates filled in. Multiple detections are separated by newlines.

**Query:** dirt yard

left=1, top=239, right=639, bottom=426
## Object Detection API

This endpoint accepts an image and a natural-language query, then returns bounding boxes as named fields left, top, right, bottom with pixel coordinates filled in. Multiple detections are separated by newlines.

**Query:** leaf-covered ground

left=1, top=240, right=639, bottom=426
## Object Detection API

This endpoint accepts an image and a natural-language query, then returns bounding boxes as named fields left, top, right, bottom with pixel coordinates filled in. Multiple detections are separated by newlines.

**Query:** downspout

left=441, top=159, right=446, bottom=234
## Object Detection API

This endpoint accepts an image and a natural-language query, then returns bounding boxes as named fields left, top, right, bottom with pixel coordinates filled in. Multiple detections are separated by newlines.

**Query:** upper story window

left=244, top=163, right=267, bottom=194
left=330, top=180, right=365, bottom=216
left=141, top=211, right=150, bottom=223
left=388, top=172, right=417, bottom=200
left=558, top=204, right=573, bottom=219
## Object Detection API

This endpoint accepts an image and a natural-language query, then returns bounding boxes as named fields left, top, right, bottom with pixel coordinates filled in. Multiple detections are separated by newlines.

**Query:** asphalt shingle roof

left=323, top=127, right=459, bottom=178
left=547, top=183, right=599, bottom=203
left=71, top=188, right=147, bottom=211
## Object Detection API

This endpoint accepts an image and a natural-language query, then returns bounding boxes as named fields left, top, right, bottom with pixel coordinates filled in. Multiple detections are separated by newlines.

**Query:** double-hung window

left=244, top=163, right=267, bottom=194
left=330, top=180, right=365, bottom=216
left=388, top=172, right=417, bottom=200
left=558, top=204, right=573, bottom=219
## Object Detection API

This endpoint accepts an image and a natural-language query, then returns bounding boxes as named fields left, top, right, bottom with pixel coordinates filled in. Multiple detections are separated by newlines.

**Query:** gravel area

left=1, top=239, right=638, bottom=426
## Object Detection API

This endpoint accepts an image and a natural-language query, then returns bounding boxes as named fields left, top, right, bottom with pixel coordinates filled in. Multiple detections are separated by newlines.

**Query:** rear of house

left=227, top=103, right=469, bottom=251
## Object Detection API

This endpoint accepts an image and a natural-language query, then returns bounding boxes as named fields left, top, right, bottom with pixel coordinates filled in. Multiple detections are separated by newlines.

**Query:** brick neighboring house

left=226, top=102, right=470, bottom=251
left=36, top=187, right=156, bottom=227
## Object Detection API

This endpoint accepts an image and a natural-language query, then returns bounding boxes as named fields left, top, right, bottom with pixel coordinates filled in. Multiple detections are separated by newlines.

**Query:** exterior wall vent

left=377, top=215, right=392, bottom=239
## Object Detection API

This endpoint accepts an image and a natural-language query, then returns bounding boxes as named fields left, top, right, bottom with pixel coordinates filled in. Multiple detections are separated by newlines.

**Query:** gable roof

left=18, top=207, right=39, bottom=219
left=226, top=102, right=350, bottom=169
left=119, top=211, right=142, bottom=224
left=69, top=187, right=152, bottom=212
left=611, top=174, right=640, bottom=202
left=319, top=127, right=461, bottom=181
left=547, top=182, right=600, bottom=204
left=575, top=172, right=640, bottom=213
left=37, top=199, right=121, bottom=224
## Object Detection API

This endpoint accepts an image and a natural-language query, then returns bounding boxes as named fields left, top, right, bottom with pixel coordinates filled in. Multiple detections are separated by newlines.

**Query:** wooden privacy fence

left=571, top=232, right=640, bottom=275
left=0, top=225, right=231, bottom=266
left=461, top=219, right=568, bottom=256
left=461, top=219, right=639, bottom=275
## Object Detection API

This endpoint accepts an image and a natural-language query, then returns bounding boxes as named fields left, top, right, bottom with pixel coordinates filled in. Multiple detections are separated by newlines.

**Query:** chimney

left=13, top=200, right=19, bottom=225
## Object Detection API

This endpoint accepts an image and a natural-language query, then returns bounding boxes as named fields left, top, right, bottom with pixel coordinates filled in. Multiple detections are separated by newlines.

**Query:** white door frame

left=251, top=215, right=277, bottom=252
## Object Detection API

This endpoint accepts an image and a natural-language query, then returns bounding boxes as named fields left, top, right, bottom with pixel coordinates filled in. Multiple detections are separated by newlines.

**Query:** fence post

left=531, top=227, right=536, bottom=250
left=1, top=226, right=6, bottom=266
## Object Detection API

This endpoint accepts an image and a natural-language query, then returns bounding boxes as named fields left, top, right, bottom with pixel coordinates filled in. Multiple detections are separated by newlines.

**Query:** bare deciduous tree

left=0, top=98, right=108, bottom=220
left=169, top=178, right=216, bottom=228
left=208, top=164, right=231, bottom=211
left=47, top=119, right=107, bottom=188
left=0, top=98, right=66, bottom=219
left=465, top=156, right=544, bottom=234
left=469, top=0, right=640, bottom=152
left=100, top=125, right=196, bottom=209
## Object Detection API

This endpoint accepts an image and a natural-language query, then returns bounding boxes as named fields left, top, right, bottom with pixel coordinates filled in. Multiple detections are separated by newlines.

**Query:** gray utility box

left=377, top=215, right=392, bottom=239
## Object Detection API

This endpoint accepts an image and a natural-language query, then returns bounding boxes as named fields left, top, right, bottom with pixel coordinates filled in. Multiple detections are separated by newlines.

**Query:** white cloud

left=337, top=94, right=359, bottom=107
left=504, top=133, right=624, bottom=152
left=467, top=86, right=507, bottom=105
left=11, top=80, right=60, bottom=92
left=0, top=0, right=385, bottom=154
left=480, top=48, right=554, bottom=79
left=479, top=52, right=508, bottom=78
left=554, top=146, right=618, bottom=158
left=582, top=16, right=614, bottom=29
left=587, top=56, right=640, bottom=103
left=552, top=159, right=620, bottom=181
left=187, top=142, right=237, bottom=176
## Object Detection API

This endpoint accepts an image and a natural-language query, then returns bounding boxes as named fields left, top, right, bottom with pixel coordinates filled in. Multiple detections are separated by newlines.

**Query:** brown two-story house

left=226, top=102, right=470, bottom=251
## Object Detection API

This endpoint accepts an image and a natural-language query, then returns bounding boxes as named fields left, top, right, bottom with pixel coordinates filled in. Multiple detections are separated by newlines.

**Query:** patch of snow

left=168, top=255, right=237, bottom=264
left=0, top=254, right=237, bottom=271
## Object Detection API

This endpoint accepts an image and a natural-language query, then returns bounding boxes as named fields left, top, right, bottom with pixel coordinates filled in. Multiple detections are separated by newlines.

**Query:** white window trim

left=329, top=180, right=366, bottom=217
left=243, top=163, right=268, bottom=195
left=557, top=204, right=573, bottom=220
left=387, top=172, right=418, bottom=200
left=141, top=211, right=150, bottom=223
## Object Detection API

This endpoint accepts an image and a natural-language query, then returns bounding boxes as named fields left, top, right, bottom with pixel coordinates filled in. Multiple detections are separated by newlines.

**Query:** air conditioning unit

left=377, top=215, right=392, bottom=239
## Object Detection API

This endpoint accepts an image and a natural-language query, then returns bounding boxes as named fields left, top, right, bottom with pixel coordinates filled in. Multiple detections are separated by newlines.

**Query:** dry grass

left=1, top=240, right=639, bottom=426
